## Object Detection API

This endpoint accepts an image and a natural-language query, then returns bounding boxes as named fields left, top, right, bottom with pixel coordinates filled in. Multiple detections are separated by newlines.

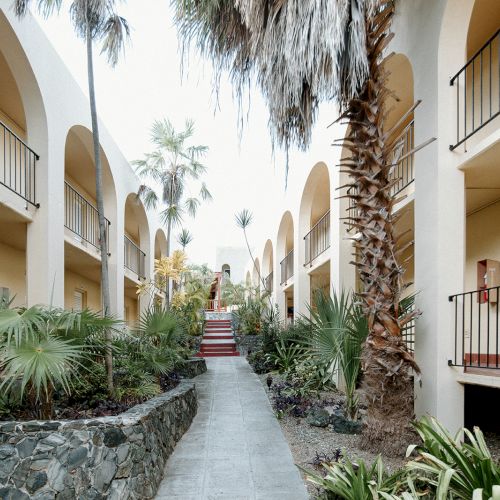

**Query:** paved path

left=155, top=357, right=308, bottom=500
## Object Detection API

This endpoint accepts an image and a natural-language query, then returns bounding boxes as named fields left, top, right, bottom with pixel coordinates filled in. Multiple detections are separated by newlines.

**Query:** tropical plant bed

left=0, top=372, right=181, bottom=422
left=259, top=373, right=500, bottom=498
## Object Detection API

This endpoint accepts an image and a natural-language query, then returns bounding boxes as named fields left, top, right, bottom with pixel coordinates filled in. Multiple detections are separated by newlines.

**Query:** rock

left=93, top=460, right=117, bottom=492
left=0, top=487, right=30, bottom=500
left=103, top=428, right=126, bottom=448
left=0, top=445, right=16, bottom=459
left=67, top=446, right=88, bottom=470
left=26, top=471, right=48, bottom=494
left=10, top=459, right=31, bottom=488
left=306, top=408, right=331, bottom=427
left=47, top=460, right=68, bottom=492
left=32, top=492, right=55, bottom=500
left=41, top=435, right=66, bottom=448
left=330, top=409, right=363, bottom=434
left=16, top=438, right=37, bottom=458
left=116, top=444, right=129, bottom=464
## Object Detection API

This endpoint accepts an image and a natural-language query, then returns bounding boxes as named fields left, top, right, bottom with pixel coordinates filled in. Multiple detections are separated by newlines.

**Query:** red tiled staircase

left=197, top=319, right=240, bottom=357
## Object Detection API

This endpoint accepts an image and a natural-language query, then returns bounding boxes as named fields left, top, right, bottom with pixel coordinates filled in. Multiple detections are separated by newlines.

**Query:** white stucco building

left=0, top=3, right=168, bottom=324
left=245, top=0, right=500, bottom=433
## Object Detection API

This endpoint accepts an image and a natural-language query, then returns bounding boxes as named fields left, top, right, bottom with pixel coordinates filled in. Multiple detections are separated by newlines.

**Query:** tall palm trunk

left=342, top=2, right=419, bottom=454
left=86, top=29, right=114, bottom=394
left=165, top=217, right=172, bottom=310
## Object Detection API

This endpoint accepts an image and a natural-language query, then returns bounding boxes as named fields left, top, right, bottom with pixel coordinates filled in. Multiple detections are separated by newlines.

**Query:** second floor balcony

left=450, top=28, right=500, bottom=150
left=265, top=271, right=273, bottom=293
left=0, top=119, right=38, bottom=206
left=280, top=249, right=294, bottom=286
left=124, top=235, right=146, bottom=280
left=304, top=210, right=330, bottom=266
left=65, top=181, right=110, bottom=251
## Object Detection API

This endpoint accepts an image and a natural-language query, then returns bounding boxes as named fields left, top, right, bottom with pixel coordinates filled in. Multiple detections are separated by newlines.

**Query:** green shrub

left=407, top=416, right=500, bottom=500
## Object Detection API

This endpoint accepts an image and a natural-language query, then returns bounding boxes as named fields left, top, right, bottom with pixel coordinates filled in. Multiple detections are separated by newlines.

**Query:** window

left=73, top=289, right=86, bottom=312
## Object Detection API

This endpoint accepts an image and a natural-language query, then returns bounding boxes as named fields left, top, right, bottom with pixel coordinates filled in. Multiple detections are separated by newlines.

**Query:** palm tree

left=134, top=119, right=212, bottom=309
left=14, top=0, right=130, bottom=395
left=177, top=228, right=194, bottom=251
left=173, top=0, right=424, bottom=452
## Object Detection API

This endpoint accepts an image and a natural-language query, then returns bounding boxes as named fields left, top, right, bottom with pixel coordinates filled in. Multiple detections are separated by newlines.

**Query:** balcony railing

left=348, top=120, right=415, bottom=216
left=65, top=181, right=110, bottom=250
left=0, top=119, right=39, bottom=206
left=280, top=249, right=294, bottom=285
left=448, top=286, right=500, bottom=369
left=206, top=299, right=227, bottom=311
left=304, top=210, right=330, bottom=266
left=265, top=272, right=273, bottom=293
left=124, top=236, right=146, bottom=279
left=450, top=28, right=500, bottom=150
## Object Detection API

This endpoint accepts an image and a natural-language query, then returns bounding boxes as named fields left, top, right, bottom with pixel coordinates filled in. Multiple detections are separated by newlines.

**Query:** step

left=200, top=345, right=237, bottom=351
left=201, top=339, right=236, bottom=345
left=196, top=351, right=240, bottom=357
left=202, top=335, right=233, bottom=340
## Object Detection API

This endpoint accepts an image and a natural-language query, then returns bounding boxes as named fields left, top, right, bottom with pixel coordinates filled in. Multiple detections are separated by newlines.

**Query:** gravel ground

left=257, top=373, right=500, bottom=498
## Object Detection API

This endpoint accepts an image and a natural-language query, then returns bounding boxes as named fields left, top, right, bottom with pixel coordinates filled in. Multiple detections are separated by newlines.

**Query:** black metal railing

left=304, top=210, right=330, bottom=266
left=388, top=120, right=414, bottom=197
left=448, top=286, right=500, bottom=369
left=265, top=272, right=273, bottom=293
left=0, top=119, right=39, bottom=206
left=347, top=119, right=415, bottom=216
left=450, top=28, right=500, bottom=150
left=124, top=236, right=146, bottom=279
left=401, top=311, right=415, bottom=354
left=65, top=181, right=110, bottom=249
left=280, top=249, right=294, bottom=285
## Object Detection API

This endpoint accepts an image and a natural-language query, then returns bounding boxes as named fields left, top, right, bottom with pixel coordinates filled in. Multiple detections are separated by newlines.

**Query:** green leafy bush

left=234, top=295, right=267, bottom=334
left=407, top=417, right=500, bottom=500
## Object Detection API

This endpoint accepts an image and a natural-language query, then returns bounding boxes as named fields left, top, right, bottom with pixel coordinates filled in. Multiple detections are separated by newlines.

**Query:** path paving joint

left=155, top=357, right=308, bottom=500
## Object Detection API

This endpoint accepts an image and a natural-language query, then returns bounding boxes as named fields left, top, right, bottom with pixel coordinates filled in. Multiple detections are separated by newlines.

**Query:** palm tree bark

left=86, top=28, right=114, bottom=394
left=342, top=2, right=419, bottom=454
left=165, top=217, right=172, bottom=310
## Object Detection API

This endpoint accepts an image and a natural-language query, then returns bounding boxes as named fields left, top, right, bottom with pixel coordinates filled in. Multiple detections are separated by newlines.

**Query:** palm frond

left=100, top=14, right=130, bottom=66
left=235, top=208, right=252, bottom=229
left=199, top=182, right=213, bottom=201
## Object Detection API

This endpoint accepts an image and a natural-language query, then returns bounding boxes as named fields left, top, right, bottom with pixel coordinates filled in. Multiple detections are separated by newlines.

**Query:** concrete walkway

left=155, top=357, right=308, bottom=500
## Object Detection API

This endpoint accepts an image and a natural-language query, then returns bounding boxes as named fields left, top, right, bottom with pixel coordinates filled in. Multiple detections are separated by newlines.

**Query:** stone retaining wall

left=178, top=358, right=207, bottom=379
left=235, top=334, right=263, bottom=356
left=0, top=381, right=197, bottom=499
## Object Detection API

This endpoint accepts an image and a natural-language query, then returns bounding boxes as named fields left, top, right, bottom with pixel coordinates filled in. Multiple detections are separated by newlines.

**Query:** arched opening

left=63, top=126, right=117, bottom=312
left=124, top=193, right=150, bottom=325
left=262, top=239, right=274, bottom=294
left=299, top=162, right=331, bottom=309
left=0, top=12, right=47, bottom=307
left=277, top=211, right=294, bottom=323
left=221, top=263, right=231, bottom=280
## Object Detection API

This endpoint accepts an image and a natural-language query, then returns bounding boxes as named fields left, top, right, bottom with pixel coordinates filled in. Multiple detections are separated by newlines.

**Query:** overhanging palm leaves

left=173, top=0, right=378, bottom=150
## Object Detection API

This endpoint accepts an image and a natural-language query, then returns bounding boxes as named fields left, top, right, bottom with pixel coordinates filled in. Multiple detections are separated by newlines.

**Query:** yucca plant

left=305, top=455, right=412, bottom=500
left=406, top=417, right=500, bottom=500
left=267, top=337, right=304, bottom=373
left=0, top=305, right=118, bottom=419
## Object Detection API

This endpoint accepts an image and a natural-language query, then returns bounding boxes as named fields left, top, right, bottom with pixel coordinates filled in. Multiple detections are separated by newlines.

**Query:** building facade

left=0, top=4, right=167, bottom=324
left=246, top=0, right=500, bottom=432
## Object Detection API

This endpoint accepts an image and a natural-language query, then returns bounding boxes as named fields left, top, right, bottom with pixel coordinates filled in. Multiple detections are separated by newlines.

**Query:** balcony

left=280, top=249, right=294, bottom=286
left=448, top=286, right=500, bottom=375
left=0, top=119, right=39, bottom=206
left=304, top=210, right=330, bottom=266
left=450, top=28, right=500, bottom=150
left=124, top=236, right=146, bottom=279
left=348, top=120, right=415, bottom=215
left=65, top=181, right=110, bottom=250
left=265, top=272, right=273, bottom=293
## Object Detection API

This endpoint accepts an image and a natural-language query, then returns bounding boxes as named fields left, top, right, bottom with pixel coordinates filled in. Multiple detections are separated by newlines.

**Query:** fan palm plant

left=134, top=119, right=212, bottom=309
left=14, top=0, right=130, bottom=395
left=0, top=305, right=118, bottom=418
left=173, top=0, right=425, bottom=452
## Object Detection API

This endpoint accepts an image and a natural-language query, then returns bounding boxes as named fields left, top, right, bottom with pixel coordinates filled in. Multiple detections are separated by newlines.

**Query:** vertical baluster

left=478, top=290, right=481, bottom=367
left=469, top=293, right=473, bottom=367
left=487, top=289, right=490, bottom=367
left=462, top=295, right=465, bottom=367
left=480, top=49, right=483, bottom=126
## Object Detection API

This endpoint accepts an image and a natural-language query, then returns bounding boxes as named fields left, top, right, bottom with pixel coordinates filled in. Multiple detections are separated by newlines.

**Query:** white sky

left=34, top=0, right=291, bottom=269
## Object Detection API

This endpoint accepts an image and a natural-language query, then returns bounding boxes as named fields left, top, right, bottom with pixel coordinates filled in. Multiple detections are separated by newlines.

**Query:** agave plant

left=406, top=417, right=500, bottom=500
left=0, top=305, right=118, bottom=419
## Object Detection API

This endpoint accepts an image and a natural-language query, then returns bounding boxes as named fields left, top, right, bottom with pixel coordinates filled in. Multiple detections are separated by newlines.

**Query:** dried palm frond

left=173, top=0, right=379, bottom=150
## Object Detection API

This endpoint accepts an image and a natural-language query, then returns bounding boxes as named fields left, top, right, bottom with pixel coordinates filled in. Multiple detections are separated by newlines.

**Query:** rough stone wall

left=0, top=382, right=197, bottom=499
left=235, top=335, right=263, bottom=356
left=177, top=358, right=207, bottom=379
